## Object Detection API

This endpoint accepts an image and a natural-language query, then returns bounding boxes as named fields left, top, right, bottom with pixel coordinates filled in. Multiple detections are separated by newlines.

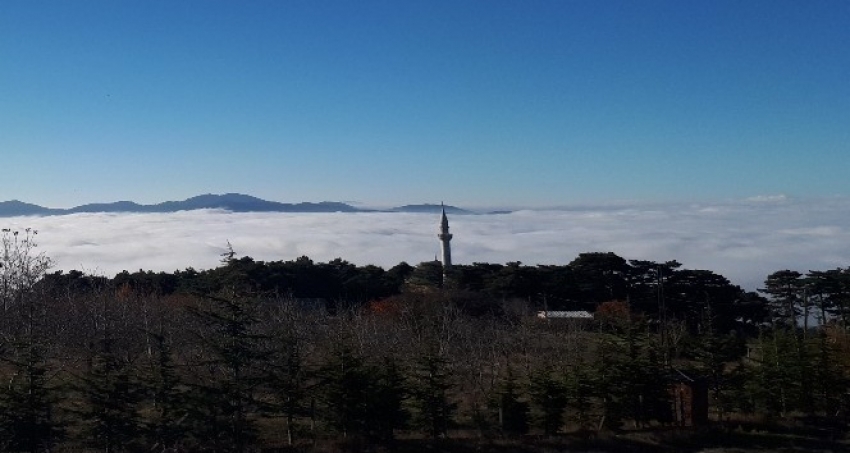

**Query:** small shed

left=670, top=369, right=709, bottom=427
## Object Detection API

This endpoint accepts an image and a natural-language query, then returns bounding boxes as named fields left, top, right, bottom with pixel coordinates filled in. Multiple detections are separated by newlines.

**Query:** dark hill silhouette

left=69, top=201, right=146, bottom=213
left=0, top=194, right=470, bottom=217
left=0, top=200, right=58, bottom=216
left=392, top=204, right=471, bottom=214
left=154, top=193, right=291, bottom=212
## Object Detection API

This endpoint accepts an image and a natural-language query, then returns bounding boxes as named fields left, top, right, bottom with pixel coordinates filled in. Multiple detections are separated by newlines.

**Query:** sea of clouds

left=3, top=196, right=849, bottom=291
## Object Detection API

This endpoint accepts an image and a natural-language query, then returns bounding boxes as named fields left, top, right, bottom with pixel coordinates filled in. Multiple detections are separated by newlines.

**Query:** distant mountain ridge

left=391, top=204, right=470, bottom=214
left=0, top=194, right=476, bottom=217
left=0, top=200, right=60, bottom=216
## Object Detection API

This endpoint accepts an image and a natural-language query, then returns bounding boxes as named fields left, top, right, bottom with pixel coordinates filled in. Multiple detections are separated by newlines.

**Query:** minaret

left=438, top=203, right=453, bottom=279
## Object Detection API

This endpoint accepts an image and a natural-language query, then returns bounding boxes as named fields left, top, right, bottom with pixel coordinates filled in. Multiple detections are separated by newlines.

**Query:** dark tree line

left=61, top=251, right=774, bottom=335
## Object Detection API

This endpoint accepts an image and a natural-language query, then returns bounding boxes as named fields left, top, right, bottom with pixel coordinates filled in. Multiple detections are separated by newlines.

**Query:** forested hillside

left=1, top=230, right=849, bottom=452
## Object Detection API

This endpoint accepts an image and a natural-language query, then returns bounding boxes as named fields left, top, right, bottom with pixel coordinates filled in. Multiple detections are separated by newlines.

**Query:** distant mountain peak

left=0, top=200, right=56, bottom=216
left=0, top=194, right=472, bottom=217
left=392, top=204, right=471, bottom=214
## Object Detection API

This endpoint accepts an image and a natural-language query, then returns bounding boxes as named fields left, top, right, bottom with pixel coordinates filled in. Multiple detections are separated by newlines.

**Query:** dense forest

left=1, top=229, right=849, bottom=452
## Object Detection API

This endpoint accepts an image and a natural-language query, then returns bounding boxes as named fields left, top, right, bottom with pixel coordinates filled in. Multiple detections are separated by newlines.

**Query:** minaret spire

left=438, top=202, right=453, bottom=282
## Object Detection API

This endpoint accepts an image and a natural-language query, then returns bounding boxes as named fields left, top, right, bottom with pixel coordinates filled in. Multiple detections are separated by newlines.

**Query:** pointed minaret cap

left=440, top=202, right=449, bottom=230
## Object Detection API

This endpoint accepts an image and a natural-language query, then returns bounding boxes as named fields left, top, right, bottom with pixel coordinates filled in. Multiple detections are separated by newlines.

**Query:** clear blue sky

left=2, top=0, right=848, bottom=208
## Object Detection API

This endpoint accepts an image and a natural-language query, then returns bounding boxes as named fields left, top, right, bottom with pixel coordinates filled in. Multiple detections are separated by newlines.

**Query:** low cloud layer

left=4, top=197, right=849, bottom=291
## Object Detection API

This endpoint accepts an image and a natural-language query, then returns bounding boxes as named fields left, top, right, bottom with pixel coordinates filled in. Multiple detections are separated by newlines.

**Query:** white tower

left=438, top=203, right=453, bottom=277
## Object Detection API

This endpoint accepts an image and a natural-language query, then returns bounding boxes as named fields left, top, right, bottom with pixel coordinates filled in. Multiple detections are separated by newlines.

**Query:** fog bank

left=3, top=197, right=848, bottom=291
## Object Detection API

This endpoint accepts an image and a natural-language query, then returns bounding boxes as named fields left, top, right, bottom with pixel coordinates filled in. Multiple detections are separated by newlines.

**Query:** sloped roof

left=537, top=310, right=594, bottom=319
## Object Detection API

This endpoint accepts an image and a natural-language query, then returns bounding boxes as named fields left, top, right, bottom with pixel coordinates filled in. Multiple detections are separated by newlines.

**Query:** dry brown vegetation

left=1, top=231, right=849, bottom=452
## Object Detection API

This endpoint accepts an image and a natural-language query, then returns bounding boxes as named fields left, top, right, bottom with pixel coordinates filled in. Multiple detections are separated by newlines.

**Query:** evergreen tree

left=319, top=347, right=408, bottom=441
left=748, top=329, right=806, bottom=417
left=320, top=345, right=372, bottom=438
left=761, top=270, right=804, bottom=328
left=564, top=359, right=596, bottom=430
left=138, top=332, right=188, bottom=451
left=406, top=261, right=445, bottom=290
left=594, top=320, right=670, bottom=429
left=185, top=293, right=267, bottom=452
left=77, top=338, right=142, bottom=453
left=568, top=252, right=629, bottom=304
left=0, top=343, right=61, bottom=452
left=529, top=367, right=568, bottom=435
left=595, top=334, right=627, bottom=430
left=808, top=329, right=848, bottom=415
left=495, top=366, right=529, bottom=435
left=686, top=302, right=746, bottom=419
left=411, top=352, right=456, bottom=438
left=369, top=356, right=409, bottom=441
left=266, top=334, right=310, bottom=445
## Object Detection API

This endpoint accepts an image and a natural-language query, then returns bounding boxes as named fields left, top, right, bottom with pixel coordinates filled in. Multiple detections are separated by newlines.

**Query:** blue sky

left=2, top=0, right=848, bottom=209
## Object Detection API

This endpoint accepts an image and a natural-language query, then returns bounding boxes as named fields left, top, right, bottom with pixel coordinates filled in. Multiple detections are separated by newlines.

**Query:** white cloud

left=745, top=194, right=789, bottom=203
left=3, top=197, right=849, bottom=291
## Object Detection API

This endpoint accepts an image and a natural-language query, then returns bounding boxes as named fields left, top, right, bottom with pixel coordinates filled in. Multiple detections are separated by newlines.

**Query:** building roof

left=537, top=310, right=594, bottom=319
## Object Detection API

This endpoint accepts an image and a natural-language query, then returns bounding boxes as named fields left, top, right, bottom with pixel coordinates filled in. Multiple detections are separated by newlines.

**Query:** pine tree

left=529, top=367, right=568, bottom=435
left=138, top=332, right=187, bottom=451
left=185, top=293, right=267, bottom=452
left=266, top=334, right=310, bottom=445
left=320, top=345, right=372, bottom=438
left=761, top=270, right=804, bottom=328
left=0, top=343, right=61, bottom=452
left=319, top=347, right=408, bottom=441
left=369, top=356, right=409, bottom=441
left=749, top=329, right=805, bottom=417
left=496, top=366, right=529, bottom=435
left=564, top=359, right=596, bottom=430
left=594, top=320, right=670, bottom=429
left=809, top=329, right=847, bottom=415
left=687, top=303, right=746, bottom=420
left=77, top=338, right=142, bottom=453
left=411, top=352, right=456, bottom=438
